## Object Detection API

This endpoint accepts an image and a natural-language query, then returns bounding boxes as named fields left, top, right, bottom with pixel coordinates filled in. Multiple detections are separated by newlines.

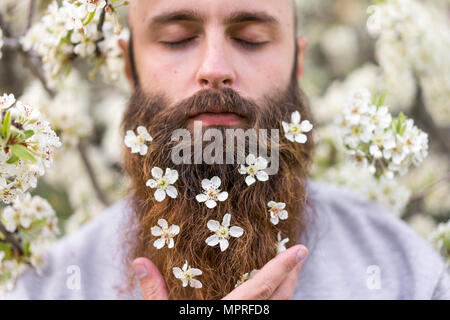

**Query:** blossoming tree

left=0, top=0, right=448, bottom=291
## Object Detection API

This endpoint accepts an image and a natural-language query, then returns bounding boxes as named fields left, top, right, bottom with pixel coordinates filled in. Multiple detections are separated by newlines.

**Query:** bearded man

left=3, top=0, right=449, bottom=300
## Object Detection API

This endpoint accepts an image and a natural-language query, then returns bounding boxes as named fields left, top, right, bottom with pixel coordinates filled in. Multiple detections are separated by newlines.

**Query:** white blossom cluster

left=336, top=88, right=428, bottom=179
left=0, top=93, right=61, bottom=203
left=20, top=0, right=128, bottom=86
left=429, top=220, right=450, bottom=266
left=20, top=72, right=93, bottom=147
left=0, top=193, right=59, bottom=292
left=367, top=0, right=450, bottom=126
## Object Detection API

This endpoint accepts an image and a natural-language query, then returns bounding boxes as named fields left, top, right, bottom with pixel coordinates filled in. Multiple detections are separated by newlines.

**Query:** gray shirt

left=2, top=180, right=449, bottom=300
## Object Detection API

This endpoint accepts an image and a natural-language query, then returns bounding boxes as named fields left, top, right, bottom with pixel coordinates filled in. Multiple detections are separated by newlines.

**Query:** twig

left=410, top=84, right=450, bottom=154
left=0, top=222, right=24, bottom=255
left=409, top=172, right=450, bottom=203
left=78, top=140, right=111, bottom=207
left=25, top=0, right=36, bottom=33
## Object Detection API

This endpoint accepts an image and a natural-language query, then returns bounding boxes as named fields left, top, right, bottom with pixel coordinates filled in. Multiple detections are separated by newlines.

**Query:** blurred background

left=0, top=0, right=448, bottom=264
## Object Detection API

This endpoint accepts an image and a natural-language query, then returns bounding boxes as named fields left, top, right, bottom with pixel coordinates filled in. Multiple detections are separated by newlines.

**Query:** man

left=3, top=0, right=449, bottom=300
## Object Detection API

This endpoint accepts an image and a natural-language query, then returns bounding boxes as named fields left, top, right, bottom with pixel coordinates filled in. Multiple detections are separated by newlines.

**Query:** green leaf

left=83, top=11, right=95, bottom=26
left=2, top=110, right=11, bottom=140
left=377, top=92, right=387, bottom=107
left=23, top=130, right=35, bottom=140
left=11, top=144, right=37, bottom=163
left=6, top=155, right=19, bottom=164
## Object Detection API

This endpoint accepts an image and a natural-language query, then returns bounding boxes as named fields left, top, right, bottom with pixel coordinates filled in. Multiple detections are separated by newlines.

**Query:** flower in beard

left=276, top=232, right=289, bottom=254
left=173, top=260, right=203, bottom=289
left=282, top=111, right=313, bottom=144
left=195, top=176, right=228, bottom=209
left=124, top=126, right=153, bottom=156
left=238, top=154, right=269, bottom=186
left=145, top=167, right=179, bottom=202
left=206, top=213, right=244, bottom=252
left=267, top=201, right=288, bottom=225
left=235, top=269, right=259, bottom=288
left=151, top=219, right=180, bottom=249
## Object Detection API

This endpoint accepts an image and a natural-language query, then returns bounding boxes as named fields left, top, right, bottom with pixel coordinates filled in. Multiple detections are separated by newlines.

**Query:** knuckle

left=256, top=280, right=275, bottom=300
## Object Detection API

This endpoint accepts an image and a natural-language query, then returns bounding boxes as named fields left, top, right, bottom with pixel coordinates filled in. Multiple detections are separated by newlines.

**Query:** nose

left=196, top=36, right=235, bottom=89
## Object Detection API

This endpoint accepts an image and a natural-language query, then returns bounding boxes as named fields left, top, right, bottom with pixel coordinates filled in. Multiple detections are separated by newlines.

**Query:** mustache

left=127, top=87, right=260, bottom=130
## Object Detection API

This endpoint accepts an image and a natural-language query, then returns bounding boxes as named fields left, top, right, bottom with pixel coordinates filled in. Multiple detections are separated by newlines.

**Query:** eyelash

left=161, top=37, right=267, bottom=50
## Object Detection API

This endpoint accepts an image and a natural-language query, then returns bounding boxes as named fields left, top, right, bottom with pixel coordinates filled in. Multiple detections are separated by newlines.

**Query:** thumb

left=132, top=257, right=169, bottom=300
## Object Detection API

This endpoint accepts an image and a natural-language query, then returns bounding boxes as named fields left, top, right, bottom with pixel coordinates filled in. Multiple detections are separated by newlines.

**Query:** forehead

left=129, top=0, right=295, bottom=32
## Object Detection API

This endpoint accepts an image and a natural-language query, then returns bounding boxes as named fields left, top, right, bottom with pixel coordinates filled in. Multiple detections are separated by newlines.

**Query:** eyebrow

left=147, top=9, right=279, bottom=27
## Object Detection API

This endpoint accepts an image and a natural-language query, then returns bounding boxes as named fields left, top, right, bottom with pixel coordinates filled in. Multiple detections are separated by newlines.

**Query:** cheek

left=137, top=50, right=196, bottom=101
left=233, top=48, right=294, bottom=102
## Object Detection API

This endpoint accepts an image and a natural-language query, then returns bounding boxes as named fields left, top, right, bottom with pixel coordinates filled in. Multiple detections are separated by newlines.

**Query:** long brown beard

left=121, top=82, right=314, bottom=299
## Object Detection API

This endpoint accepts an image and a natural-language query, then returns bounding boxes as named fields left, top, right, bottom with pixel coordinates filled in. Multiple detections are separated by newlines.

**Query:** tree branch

left=78, top=140, right=111, bottom=207
left=0, top=222, right=24, bottom=256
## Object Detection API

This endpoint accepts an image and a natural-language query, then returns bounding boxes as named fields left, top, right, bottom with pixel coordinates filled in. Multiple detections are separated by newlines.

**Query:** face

left=124, top=0, right=303, bottom=128
left=120, top=0, right=313, bottom=300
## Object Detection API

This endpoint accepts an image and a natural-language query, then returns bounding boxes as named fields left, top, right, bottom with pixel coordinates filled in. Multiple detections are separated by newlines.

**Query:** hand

left=132, top=244, right=308, bottom=300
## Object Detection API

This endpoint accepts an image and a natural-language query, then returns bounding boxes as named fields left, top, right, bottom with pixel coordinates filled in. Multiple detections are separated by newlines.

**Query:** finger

left=269, top=248, right=308, bottom=300
left=132, top=257, right=169, bottom=300
left=223, top=245, right=308, bottom=300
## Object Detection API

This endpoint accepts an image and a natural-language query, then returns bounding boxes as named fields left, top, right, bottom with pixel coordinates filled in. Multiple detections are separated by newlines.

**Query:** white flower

left=206, top=213, right=244, bottom=252
left=84, top=0, right=107, bottom=13
left=124, top=126, right=153, bottom=156
left=267, top=201, right=288, bottom=225
left=173, top=260, right=203, bottom=288
left=282, top=111, right=313, bottom=144
left=235, top=269, right=259, bottom=288
left=238, top=154, right=269, bottom=186
left=195, top=176, right=228, bottom=209
left=0, top=93, right=15, bottom=110
left=369, top=128, right=395, bottom=159
left=145, top=167, right=179, bottom=202
left=276, top=232, right=289, bottom=254
left=151, top=219, right=180, bottom=249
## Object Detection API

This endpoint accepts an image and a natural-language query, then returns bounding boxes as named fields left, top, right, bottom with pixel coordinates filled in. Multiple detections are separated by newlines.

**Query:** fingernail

left=133, top=262, right=148, bottom=279
left=296, top=247, right=308, bottom=264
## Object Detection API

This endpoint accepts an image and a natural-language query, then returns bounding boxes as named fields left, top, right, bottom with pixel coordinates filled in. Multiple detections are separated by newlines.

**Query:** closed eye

left=161, top=37, right=197, bottom=49
left=232, top=38, right=268, bottom=49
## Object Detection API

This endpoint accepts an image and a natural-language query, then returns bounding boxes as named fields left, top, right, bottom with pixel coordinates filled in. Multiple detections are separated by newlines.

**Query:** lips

left=189, top=112, right=245, bottom=127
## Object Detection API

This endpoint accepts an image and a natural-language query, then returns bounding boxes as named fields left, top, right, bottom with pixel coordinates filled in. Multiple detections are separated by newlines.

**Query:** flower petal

left=169, top=224, right=180, bottom=235
left=201, top=178, right=212, bottom=191
left=158, top=218, right=168, bottom=229
left=189, top=279, right=202, bottom=289
left=222, top=213, right=231, bottom=227
left=190, top=268, right=203, bottom=276
left=168, top=238, right=174, bottom=249
left=210, top=176, right=221, bottom=189
left=173, top=267, right=183, bottom=278
left=294, top=133, right=307, bottom=144
left=146, top=179, right=157, bottom=189
left=153, top=238, right=165, bottom=249
left=207, top=220, right=220, bottom=232
left=229, top=226, right=244, bottom=238
left=196, top=193, right=208, bottom=202
left=291, top=111, right=301, bottom=124
left=245, top=175, right=256, bottom=186
left=206, top=234, right=220, bottom=246
left=217, top=192, right=228, bottom=202
left=151, top=226, right=163, bottom=236
left=154, top=189, right=166, bottom=202
left=151, top=167, right=163, bottom=179
left=219, top=239, right=229, bottom=252
left=165, top=168, right=179, bottom=184
left=166, top=186, right=178, bottom=199
left=256, top=170, right=269, bottom=182
left=205, top=199, right=217, bottom=209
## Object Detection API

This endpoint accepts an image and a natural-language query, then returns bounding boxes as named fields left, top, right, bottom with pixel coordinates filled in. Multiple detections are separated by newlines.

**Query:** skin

left=120, top=0, right=310, bottom=299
